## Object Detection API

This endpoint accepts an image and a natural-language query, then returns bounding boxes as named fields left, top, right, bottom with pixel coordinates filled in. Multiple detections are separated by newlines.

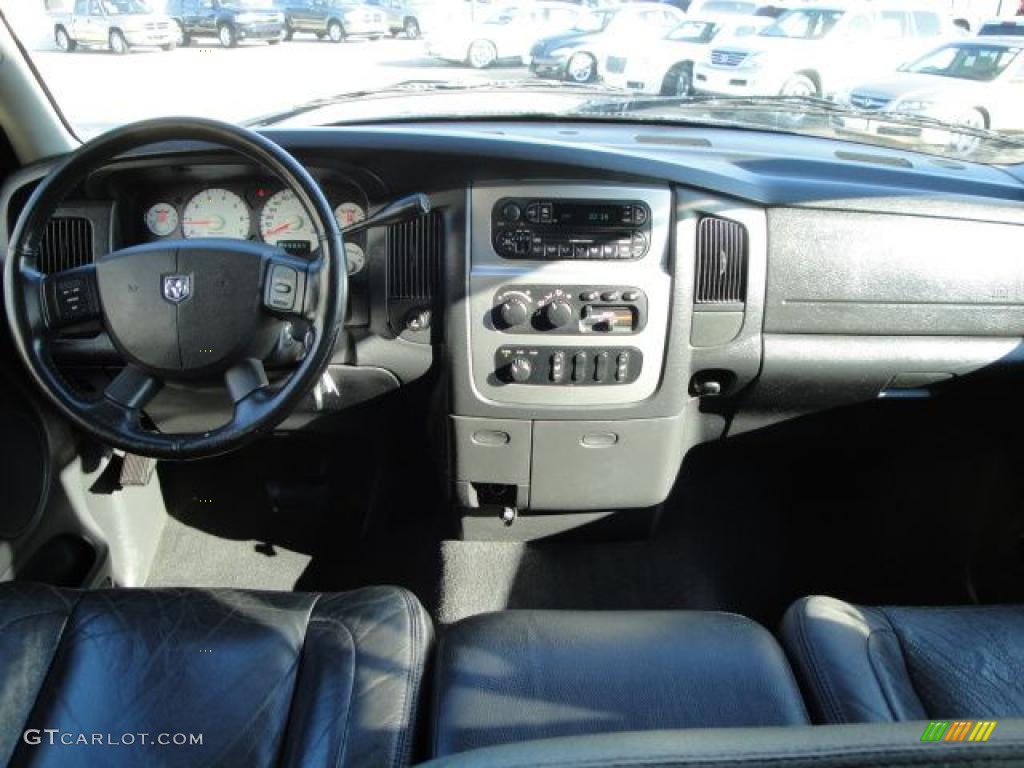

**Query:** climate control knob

left=543, top=300, right=574, bottom=329
left=498, top=297, right=531, bottom=328
left=508, top=358, right=533, bottom=383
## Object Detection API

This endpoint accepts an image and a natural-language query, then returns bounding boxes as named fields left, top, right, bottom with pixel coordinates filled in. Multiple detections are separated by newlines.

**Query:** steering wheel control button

left=48, top=270, right=100, bottom=327
left=266, top=264, right=299, bottom=312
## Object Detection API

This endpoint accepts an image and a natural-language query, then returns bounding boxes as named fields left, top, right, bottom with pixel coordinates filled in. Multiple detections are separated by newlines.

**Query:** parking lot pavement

left=30, top=38, right=528, bottom=135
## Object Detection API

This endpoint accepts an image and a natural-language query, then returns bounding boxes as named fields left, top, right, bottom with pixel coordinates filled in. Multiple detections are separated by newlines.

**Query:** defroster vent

left=387, top=211, right=443, bottom=300
left=695, top=216, right=747, bottom=305
left=38, top=217, right=94, bottom=275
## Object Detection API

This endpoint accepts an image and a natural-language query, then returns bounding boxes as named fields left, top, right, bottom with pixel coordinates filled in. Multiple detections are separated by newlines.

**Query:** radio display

left=554, top=204, right=624, bottom=226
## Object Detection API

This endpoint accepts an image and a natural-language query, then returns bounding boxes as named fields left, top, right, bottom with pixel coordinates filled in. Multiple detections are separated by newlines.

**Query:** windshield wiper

left=245, top=79, right=629, bottom=128
left=574, top=93, right=1024, bottom=148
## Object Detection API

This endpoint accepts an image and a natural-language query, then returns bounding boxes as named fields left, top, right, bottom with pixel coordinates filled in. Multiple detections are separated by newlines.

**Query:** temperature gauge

left=145, top=202, right=178, bottom=237
left=334, top=202, right=365, bottom=229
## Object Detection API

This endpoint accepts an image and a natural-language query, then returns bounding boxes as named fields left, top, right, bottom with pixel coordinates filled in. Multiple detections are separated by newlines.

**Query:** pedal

left=119, top=453, right=156, bottom=486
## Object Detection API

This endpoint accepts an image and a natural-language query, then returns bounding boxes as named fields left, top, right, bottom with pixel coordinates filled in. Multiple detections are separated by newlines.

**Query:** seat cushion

left=780, top=595, right=1024, bottom=724
left=432, top=609, right=809, bottom=757
left=0, top=583, right=432, bottom=768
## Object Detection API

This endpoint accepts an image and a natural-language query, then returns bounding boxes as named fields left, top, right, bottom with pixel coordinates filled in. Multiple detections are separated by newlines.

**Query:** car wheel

left=328, top=20, right=345, bottom=42
left=315, top=31, right=325, bottom=39
left=109, top=29, right=129, bottom=55
left=404, top=18, right=420, bottom=39
left=780, top=73, right=818, bottom=98
left=55, top=26, right=76, bottom=52
left=661, top=62, right=693, bottom=98
left=467, top=39, right=497, bottom=69
left=565, top=52, right=596, bottom=83
left=949, top=108, right=986, bottom=157
left=218, top=24, right=237, bottom=48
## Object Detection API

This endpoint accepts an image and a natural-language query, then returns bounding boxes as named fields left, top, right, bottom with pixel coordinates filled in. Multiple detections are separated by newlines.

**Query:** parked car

left=694, top=4, right=961, bottom=99
left=165, top=0, right=285, bottom=47
left=835, top=37, right=1024, bottom=155
left=274, top=0, right=388, bottom=41
left=366, top=0, right=426, bottom=38
left=528, top=3, right=684, bottom=83
left=426, top=1, right=585, bottom=68
left=603, top=17, right=759, bottom=95
left=978, top=17, right=1024, bottom=36
left=53, top=0, right=178, bottom=54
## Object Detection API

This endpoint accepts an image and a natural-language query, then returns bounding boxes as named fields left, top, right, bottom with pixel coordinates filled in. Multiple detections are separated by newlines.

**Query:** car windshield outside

left=902, top=42, right=1022, bottom=81
left=4, top=0, right=1024, bottom=164
left=759, top=8, right=843, bottom=39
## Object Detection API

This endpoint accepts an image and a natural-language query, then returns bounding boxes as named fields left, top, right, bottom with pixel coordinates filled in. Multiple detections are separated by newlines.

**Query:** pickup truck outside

left=54, top=0, right=177, bottom=54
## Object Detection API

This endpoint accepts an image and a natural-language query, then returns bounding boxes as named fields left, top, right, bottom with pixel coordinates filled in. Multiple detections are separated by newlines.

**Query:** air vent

left=38, top=217, right=93, bottom=275
left=387, top=211, right=443, bottom=300
left=695, top=216, right=747, bottom=305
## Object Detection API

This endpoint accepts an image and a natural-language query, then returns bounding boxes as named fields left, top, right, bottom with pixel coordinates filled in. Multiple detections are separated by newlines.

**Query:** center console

left=467, top=184, right=673, bottom=407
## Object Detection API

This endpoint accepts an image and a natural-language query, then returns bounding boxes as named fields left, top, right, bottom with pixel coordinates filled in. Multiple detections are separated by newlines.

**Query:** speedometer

left=182, top=188, right=250, bottom=240
left=260, top=189, right=315, bottom=247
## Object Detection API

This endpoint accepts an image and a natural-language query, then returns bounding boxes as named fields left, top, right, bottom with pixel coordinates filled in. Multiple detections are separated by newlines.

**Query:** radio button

left=531, top=244, right=544, bottom=257
left=502, top=203, right=522, bottom=222
left=540, top=203, right=553, bottom=223
left=580, top=290, right=599, bottom=302
left=621, top=205, right=633, bottom=224
left=526, top=204, right=540, bottom=223
left=594, top=351, right=610, bottom=383
left=572, top=352, right=588, bottom=382
left=616, top=351, right=631, bottom=382
left=558, top=243, right=571, bottom=258
left=544, top=243, right=559, bottom=258
left=622, top=290, right=640, bottom=302
left=573, top=245, right=588, bottom=259
left=550, top=351, right=566, bottom=383
left=601, top=244, right=616, bottom=258
left=634, top=205, right=649, bottom=225
left=600, top=290, right=620, bottom=302
left=588, top=245, right=601, bottom=258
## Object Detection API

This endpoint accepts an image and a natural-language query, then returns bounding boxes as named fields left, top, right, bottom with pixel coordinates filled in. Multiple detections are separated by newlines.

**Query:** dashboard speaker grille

left=38, top=217, right=94, bottom=275
left=695, top=216, right=747, bottom=305
left=387, top=211, right=443, bottom=300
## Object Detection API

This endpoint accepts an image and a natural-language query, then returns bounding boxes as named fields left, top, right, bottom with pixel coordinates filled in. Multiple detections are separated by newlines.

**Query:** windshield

left=903, top=43, right=1022, bottom=82
left=4, top=0, right=1024, bottom=164
left=760, top=9, right=843, bottom=39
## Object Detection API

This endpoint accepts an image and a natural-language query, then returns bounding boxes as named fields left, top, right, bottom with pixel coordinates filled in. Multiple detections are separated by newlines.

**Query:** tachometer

left=182, top=188, right=250, bottom=240
left=345, top=243, right=366, bottom=276
left=334, top=202, right=365, bottom=229
left=145, top=202, right=178, bottom=237
left=260, top=189, right=315, bottom=247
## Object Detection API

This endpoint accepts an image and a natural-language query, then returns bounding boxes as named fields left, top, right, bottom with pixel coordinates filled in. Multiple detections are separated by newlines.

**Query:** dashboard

left=4, top=120, right=1024, bottom=517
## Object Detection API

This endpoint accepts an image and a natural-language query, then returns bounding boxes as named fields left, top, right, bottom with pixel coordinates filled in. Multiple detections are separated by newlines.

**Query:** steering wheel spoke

left=105, top=364, right=163, bottom=411
left=224, top=358, right=269, bottom=404
left=40, top=263, right=101, bottom=330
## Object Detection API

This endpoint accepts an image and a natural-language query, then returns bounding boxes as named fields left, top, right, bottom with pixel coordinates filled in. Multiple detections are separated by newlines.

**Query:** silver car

left=836, top=37, right=1024, bottom=155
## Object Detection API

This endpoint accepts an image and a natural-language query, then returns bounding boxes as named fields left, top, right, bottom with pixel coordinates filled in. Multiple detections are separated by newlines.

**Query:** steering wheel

left=3, top=118, right=346, bottom=460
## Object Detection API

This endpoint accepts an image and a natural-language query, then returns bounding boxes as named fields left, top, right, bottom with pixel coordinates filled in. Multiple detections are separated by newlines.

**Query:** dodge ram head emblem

left=162, top=274, right=191, bottom=304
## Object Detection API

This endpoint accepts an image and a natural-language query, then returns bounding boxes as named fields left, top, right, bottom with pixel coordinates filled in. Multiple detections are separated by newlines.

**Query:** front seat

left=781, top=595, right=1024, bottom=724
left=0, top=583, right=432, bottom=767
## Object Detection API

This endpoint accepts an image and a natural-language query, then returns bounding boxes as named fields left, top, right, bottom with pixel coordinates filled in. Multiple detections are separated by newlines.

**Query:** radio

left=491, top=198, right=652, bottom=260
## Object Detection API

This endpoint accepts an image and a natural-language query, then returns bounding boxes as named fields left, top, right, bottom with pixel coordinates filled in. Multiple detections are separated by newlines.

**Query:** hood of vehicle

left=848, top=72, right=985, bottom=107
left=532, top=30, right=598, bottom=56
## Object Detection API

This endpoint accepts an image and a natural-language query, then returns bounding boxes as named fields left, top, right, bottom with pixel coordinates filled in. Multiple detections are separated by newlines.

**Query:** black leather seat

left=0, top=583, right=432, bottom=767
left=432, top=609, right=809, bottom=757
left=781, top=595, right=1024, bottom=724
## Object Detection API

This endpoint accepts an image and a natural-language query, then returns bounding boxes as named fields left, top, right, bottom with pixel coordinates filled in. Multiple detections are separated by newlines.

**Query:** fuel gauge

left=145, top=202, right=178, bottom=237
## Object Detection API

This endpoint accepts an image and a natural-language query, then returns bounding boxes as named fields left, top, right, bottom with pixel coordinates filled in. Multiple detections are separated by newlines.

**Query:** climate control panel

left=495, top=346, right=642, bottom=386
left=492, top=285, right=647, bottom=335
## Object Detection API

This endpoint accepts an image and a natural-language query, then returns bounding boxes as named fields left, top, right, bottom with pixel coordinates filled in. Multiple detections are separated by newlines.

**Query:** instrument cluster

left=136, top=179, right=369, bottom=276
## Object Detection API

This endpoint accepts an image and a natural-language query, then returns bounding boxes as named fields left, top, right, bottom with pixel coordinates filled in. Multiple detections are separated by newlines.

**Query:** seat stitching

left=332, top=598, right=358, bottom=768
left=864, top=620, right=918, bottom=721
left=391, top=587, right=422, bottom=768
left=791, top=600, right=846, bottom=724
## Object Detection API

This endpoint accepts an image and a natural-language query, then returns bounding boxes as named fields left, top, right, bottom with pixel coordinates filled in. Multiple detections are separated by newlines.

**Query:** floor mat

left=147, top=516, right=311, bottom=591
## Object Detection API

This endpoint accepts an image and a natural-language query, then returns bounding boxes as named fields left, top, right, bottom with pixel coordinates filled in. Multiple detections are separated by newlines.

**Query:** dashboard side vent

left=38, top=217, right=94, bottom=275
left=695, top=216, right=747, bottom=305
left=387, top=211, right=443, bottom=300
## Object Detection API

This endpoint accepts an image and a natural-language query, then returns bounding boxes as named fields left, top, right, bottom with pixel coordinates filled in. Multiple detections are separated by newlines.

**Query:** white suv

left=693, top=4, right=961, bottom=99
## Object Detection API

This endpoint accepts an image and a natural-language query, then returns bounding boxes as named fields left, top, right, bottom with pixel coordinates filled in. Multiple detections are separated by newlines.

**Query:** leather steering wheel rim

left=3, top=117, right=346, bottom=460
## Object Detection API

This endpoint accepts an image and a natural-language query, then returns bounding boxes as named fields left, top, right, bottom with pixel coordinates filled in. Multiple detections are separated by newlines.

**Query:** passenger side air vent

left=38, top=217, right=94, bottom=275
left=387, top=211, right=443, bottom=300
left=695, top=215, right=747, bottom=306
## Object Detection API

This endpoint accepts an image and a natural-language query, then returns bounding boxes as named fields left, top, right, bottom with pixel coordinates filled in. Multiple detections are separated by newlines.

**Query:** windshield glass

left=4, top=0, right=1024, bottom=164
left=903, top=43, right=1022, bottom=81
left=760, top=9, right=843, bottom=39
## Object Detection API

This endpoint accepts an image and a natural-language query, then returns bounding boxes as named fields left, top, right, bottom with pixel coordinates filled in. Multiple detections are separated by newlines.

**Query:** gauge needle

left=265, top=222, right=292, bottom=235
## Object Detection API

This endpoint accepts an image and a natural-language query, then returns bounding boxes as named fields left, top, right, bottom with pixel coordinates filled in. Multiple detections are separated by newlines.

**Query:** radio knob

left=498, top=297, right=530, bottom=328
left=544, top=300, right=574, bottom=329
left=508, top=358, right=533, bottom=383
left=502, top=203, right=522, bottom=222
